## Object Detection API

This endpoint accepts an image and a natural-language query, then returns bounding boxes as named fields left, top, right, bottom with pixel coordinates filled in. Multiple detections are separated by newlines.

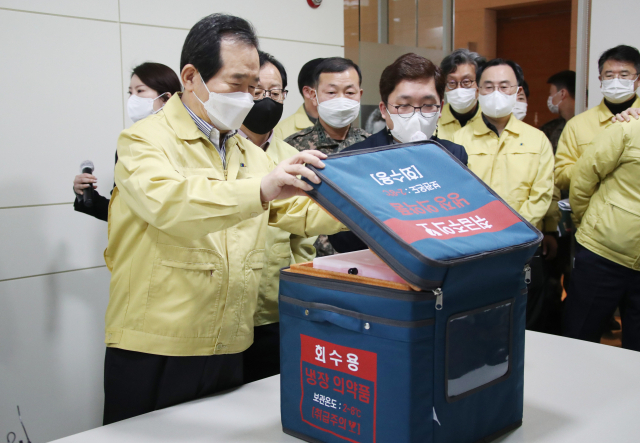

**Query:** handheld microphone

left=80, top=160, right=95, bottom=208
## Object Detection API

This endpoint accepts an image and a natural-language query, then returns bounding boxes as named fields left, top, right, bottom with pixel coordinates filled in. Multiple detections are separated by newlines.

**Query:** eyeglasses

left=252, top=87, right=288, bottom=103
left=602, top=72, right=639, bottom=81
left=388, top=103, right=441, bottom=118
left=479, top=84, right=519, bottom=94
left=446, top=79, right=476, bottom=90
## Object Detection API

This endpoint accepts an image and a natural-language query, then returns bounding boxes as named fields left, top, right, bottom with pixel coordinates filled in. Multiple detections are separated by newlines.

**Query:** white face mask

left=547, top=91, right=562, bottom=114
left=387, top=109, right=439, bottom=144
left=600, top=78, right=636, bottom=104
left=445, top=87, right=478, bottom=114
left=478, top=89, right=518, bottom=119
left=512, top=102, right=527, bottom=121
left=127, top=93, right=167, bottom=122
left=194, top=75, right=255, bottom=131
left=316, top=95, right=361, bottom=128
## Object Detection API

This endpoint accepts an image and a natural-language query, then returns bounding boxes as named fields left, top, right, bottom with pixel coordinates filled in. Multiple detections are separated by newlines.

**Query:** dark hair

left=259, top=51, right=287, bottom=90
left=379, top=53, right=444, bottom=104
left=313, top=57, right=362, bottom=88
left=547, top=70, right=576, bottom=98
left=520, top=79, right=530, bottom=98
left=180, top=13, right=259, bottom=82
left=440, top=48, right=487, bottom=77
left=597, top=45, right=640, bottom=74
left=131, top=62, right=182, bottom=102
left=476, top=58, right=524, bottom=86
left=298, top=58, right=325, bottom=94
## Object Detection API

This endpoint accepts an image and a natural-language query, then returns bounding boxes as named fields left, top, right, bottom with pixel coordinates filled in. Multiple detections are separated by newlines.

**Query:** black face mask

left=242, top=97, right=284, bottom=135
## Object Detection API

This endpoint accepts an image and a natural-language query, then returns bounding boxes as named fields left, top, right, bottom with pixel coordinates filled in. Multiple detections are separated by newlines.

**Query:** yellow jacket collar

left=164, top=93, right=208, bottom=141
left=440, top=104, right=457, bottom=125
left=472, top=113, right=521, bottom=136
left=597, top=96, right=640, bottom=123
left=295, top=104, right=313, bottom=127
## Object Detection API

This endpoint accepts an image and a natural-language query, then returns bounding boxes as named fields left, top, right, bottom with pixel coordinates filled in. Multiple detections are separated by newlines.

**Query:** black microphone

left=80, top=160, right=95, bottom=208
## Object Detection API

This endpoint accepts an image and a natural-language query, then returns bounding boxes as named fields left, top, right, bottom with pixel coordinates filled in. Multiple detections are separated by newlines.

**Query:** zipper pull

left=434, top=288, right=443, bottom=310
left=524, top=264, right=532, bottom=284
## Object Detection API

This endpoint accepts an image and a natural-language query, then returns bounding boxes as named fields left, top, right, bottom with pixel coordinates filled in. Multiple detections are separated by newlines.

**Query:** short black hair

left=180, top=13, right=259, bottom=82
left=313, top=57, right=362, bottom=88
left=298, top=58, right=325, bottom=94
left=597, top=45, right=640, bottom=74
left=476, top=58, right=524, bottom=86
left=131, top=62, right=182, bottom=103
left=440, top=48, right=487, bottom=77
left=547, top=70, right=576, bottom=98
left=379, top=53, right=444, bottom=103
left=520, top=79, right=530, bottom=98
left=259, top=51, right=287, bottom=90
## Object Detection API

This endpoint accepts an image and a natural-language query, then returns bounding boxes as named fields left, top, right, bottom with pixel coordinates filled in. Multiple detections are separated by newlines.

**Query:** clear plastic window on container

left=446, top=299, right=514, bottom=401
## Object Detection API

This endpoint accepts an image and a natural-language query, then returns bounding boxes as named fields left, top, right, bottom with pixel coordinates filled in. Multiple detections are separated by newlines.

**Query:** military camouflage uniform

left=285, top=121, right=370, bottom=256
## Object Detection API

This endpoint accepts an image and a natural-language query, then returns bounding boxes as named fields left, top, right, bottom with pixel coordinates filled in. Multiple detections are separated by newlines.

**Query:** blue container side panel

left=280, top=301, right=435, bottom=443
left=431, top=247, right=533, bottom=443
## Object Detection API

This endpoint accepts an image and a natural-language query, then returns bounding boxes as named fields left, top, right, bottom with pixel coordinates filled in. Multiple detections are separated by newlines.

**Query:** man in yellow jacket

left=102, top=14, right=345, bottom=425
left=555, top=45, right=640, bottom=190
left=453, top=59, right=554, bottom=330
left=238, top=50, right=316, bottom=383
left=438, top=48, right=485, bottom=141
left=273, top=58, right=324, bottom=140
left=564, top=118, right=640, bottom=351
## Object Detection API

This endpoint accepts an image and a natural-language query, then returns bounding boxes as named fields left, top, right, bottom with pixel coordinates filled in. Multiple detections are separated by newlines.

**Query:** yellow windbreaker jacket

left=453, top=114, right=554, bottom=230
left=104, top=95, right=345, bottom=356
left=255, top=137, right=316, bottom=327
left=555, top=97, right=640, bottom=190
left=571, top=118, right=640, bottom=269
left=437, top=103, right=482, bottom=142
left=273, top=104, right=314, bottom=141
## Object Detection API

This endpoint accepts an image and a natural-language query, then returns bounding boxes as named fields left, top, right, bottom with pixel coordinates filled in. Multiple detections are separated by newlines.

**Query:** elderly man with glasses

left=453, top=58, right=554, bottom=331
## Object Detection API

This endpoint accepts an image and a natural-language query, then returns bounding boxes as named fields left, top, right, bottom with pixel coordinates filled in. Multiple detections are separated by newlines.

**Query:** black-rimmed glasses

left=388, top=103, right=441, bottom=119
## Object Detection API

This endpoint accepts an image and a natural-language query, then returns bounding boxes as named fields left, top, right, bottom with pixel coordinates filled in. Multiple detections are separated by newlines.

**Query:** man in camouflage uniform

left=286, top=57, right=370, bottom=255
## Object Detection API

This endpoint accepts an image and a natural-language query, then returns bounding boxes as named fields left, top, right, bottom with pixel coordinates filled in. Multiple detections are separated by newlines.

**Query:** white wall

left=0, top=1, right=343, bottom=441
left=587, top=0, right=640, bottom=109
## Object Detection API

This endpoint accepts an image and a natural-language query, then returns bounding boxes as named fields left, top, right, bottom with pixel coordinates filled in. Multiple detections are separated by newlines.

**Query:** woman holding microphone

left=73, top=62, right=181, bottom=221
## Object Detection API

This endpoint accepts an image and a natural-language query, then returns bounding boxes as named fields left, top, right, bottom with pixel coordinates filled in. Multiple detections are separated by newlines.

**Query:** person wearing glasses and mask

left=285, top=57, right=370, bottom=257
left=555, top=45, right=640, bottom=191
left=238, top=51, right=316, bottom=383
left=453, top=59, right=554, bottom=330
left=73, top=62, right=181, bottom=222
left=328, top=53, right=468, bottom=253
left=102, top=14, right=346, bottom=425
left=438, top=49, right=486, bottom=141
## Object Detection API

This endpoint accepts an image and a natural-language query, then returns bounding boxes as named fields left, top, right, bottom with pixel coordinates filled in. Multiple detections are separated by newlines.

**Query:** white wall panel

left=0, top=205, right=108, bottom=281
left=0, top=0, right=119, bottom=21
left=0, top=267, right=110, bottom=442
left=120, top=24, right=188, bottom=127
left=260, top=38, right=344, bottom=119
left=0, top=10, right=122, bottom=208
left=587, top=0, right=640, bottom=109
left=120, top=0, right=344, bottom=47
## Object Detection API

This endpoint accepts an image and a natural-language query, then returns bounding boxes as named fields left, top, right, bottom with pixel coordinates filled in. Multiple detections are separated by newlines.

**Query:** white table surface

left=51, top=332, right=640, bottom=443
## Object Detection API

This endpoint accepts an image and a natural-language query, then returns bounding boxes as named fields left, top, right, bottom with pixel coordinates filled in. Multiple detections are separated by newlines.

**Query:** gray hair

left=440, top=48, right=487, bottom=77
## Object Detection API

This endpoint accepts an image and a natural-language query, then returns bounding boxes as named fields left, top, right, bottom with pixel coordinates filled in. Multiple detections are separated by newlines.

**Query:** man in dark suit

left=331, top=53, right=468, bottom=253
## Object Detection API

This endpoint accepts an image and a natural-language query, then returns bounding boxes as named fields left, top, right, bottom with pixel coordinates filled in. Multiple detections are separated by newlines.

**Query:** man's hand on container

left=260, top=150, right=326, bottom=202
